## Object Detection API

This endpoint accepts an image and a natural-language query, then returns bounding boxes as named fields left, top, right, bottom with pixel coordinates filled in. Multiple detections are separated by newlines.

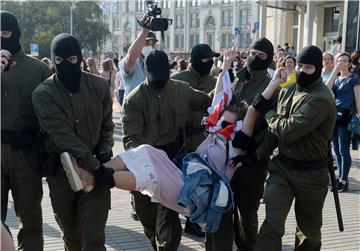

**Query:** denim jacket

left=178, top=153, right=233, bottom=233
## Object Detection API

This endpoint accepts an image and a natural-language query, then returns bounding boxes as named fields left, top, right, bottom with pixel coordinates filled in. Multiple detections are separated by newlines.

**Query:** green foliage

left=1, top=1, right=110, bottom=58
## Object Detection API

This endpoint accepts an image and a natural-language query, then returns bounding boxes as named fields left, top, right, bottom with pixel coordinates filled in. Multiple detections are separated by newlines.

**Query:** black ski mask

left=145, top=50, right=170, bottom=89
left=247, top=38, right=274, bottom=73
left=1, top=11, right=21, bottom=54
left=296, top=45, right=322, bottom=87
left=191, top=44, right=220, bottom=76
left=51, top=33, right=82, bottom=92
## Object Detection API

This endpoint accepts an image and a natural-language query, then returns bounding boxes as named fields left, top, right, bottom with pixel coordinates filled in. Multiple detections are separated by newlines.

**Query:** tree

left=1, top=1, right=110, bottom=58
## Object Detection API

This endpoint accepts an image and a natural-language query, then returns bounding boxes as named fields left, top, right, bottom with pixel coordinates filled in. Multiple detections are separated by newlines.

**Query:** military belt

left=1, top=129, right=35, bottom=148
left=277, top=153, right=328, bottom=170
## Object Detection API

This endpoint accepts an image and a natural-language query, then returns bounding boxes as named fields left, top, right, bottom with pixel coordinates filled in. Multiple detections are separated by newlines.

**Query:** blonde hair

left=86, top=58, right=100, bottom=75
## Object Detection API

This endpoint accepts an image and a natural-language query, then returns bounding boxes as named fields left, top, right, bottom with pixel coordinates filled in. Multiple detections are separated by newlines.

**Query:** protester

left=122, top=49, right=211, bottom=250
left=321, top=52, right=334, bottom=83
left=206, top=38, right=275, bottom=251
left=32, top=33, right=114, bottom=250
left=86, top=57, right=100, bottom=75
left=119, top=15, right=158, bottom=98
left=172, top=43, right=220, bottom=236
left=254, top=45, right=337, bottom=251
left=1, top=10, right=52, bottom=251
left=326, top=52, right=360, bottom=192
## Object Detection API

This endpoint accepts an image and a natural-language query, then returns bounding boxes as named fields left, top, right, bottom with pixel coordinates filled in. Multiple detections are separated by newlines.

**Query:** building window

left=206, top=16, right=216, bottom=27
left=207, top=34, right=214, bottom=48
left=125, top=1, right=129, bottom=12
left=222, top=11, right=232, bottom=26
left=222, top=11, right=228, bottom=26
left=323, top=6, right=340, bottom=36
left=189, top=34, right=200, bottom=48
left=177, top=0, right=184, bottom=8
left=175, top=34, right=184, bottom=49
left=190, top=13, right=200, bottom=28
left=239, top=9, right=250, bottom=25
left=175, top=15, right=184, bottom=28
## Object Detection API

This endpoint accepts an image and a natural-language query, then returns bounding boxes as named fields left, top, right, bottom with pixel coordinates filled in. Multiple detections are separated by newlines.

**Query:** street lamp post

left=70, top=0, right=79, bottom=35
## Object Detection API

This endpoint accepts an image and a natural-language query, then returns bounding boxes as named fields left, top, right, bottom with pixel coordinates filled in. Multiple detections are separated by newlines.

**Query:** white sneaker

left=60, top=152, right=94, bottom=192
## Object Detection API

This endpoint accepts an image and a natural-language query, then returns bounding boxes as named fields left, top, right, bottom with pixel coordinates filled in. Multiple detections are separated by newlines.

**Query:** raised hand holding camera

left=138, top=1, right=172, bottom=32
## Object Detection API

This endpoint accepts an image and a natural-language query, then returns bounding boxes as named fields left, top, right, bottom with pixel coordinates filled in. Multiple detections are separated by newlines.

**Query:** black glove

left=232, top=152, right=259, bottom=167
left=252, top=93, right=272, bottom=116
left=232, top=130, right=257, bottom=151
left=92, top=165, right=115, bottom=189
left=95, top=151, right=112, bottom=164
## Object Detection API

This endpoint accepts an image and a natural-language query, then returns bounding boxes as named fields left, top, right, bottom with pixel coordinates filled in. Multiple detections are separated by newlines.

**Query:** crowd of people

left=1, top=10, right=360, bottom=251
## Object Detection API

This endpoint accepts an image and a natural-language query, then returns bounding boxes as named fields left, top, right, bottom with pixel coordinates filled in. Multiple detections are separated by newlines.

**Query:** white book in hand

left=60, top=152, right=94, bottom=193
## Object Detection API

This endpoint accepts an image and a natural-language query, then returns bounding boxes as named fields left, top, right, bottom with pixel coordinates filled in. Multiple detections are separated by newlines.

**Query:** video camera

left=139, top=0, right=172, bottom=32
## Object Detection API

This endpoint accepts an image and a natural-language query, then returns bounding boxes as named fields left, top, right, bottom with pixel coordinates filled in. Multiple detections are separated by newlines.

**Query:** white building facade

left=102, top=0, right=259, bottom=58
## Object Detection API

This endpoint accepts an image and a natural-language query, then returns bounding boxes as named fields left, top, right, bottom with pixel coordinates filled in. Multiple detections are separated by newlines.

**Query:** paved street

left=6, top=111, right=360, bottom=251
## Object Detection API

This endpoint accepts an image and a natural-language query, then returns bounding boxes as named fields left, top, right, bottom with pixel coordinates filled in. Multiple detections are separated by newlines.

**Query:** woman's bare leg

left=113, top=171, right=136, bottom=191
left=74, top=155, right=136, bottom=191
left=103, top=156, right=128, bottom=171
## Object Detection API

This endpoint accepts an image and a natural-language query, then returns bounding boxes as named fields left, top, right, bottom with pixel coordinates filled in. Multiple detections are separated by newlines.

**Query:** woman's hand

left=222, top=48, right=237, bottom=72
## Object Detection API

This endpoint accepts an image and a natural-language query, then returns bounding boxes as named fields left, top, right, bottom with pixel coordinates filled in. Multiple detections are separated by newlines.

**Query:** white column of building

left=341, top=0, right=349, bottom=52
left=297, top=5, right=305, bottom=52
left=259, top=1, right=267, bottom=38
left=274, top=2, right=278, bottom=46
left=280, top=10, right=287, bottom=45
left=184, top=1, right=190, bottom=52
left=303, top=0, right=315, bottom=47
left=169, top=1, right=175, bottom=52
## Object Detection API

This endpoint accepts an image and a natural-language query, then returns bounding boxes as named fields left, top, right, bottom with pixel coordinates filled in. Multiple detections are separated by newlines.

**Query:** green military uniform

left=1, top=49, right=52, bottom=250
left=32, top=72, right=114, bottom=251
left=171, top=67, right=217, bottom=151
left=255, top=79, right=336, bottom=251
left=122, top=79, right=211, bottom=250
left=205, top=68, right=274, bottom=251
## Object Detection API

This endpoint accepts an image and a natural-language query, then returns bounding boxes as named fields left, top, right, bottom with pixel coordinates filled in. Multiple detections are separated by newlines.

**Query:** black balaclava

left=191, top=44, right=218, bottom=76
left=144, top=50, right=170, bottom=89
left=1, top=10, right=21, bottom=54
left=192, top=57, right=214, bottom=76
left=51, top=33, right=82, bottom=92
left=296, top=45, right=322, bottom=87
left=247, top=37, right=274, bottom=73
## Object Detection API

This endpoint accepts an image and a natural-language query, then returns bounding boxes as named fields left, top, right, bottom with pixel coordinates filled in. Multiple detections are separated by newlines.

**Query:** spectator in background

left=210, top=56, right=222, bottom=77
left=322, top=52, right=334, bottom=84
left=276, top=57, right=285, bottom=70
left=119, top=17, right=158, bottom=98
left=287, top=45, right=296, bottom=56
left=178, top=59, right=188, bottom=72
left=113, top=57, right=119, bottom=70
left=284, top=55, right=296, bottom=75
left=331, top=36, right=342, bottom=56
left=81, top=58, right=88, bottom=71
left=86, top=57, right=100, bottom=75
left=233, top=53, right=244, bottom=73
left=350, top=50, right=360, bottom=150
left=267, top=59, right=276, bottom=78
left=351, top=50, right=360, bottom=77
left=41, top=57, right=52, bottom=69
left=100, top=58, right=117, bottom=97
left=275, top=48, right=286, bottom=62
left=326, top=52, right=360, bottom=192
left=114, top=71, right=125, bottom=107
left=170, top=60, right=178, bottom=74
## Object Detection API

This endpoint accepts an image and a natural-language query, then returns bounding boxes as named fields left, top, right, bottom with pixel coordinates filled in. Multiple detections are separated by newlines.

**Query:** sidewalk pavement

left=6, top=112, right=360, bottom=250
